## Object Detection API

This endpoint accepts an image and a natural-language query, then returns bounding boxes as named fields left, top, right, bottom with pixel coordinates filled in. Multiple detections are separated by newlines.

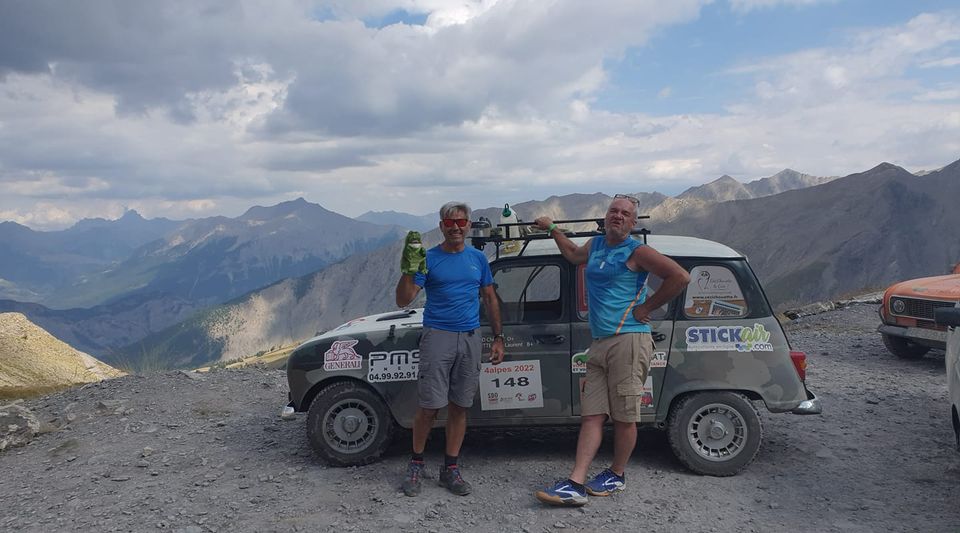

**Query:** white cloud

left=919, top=56, right=960, bottom=68
left=727, top=0, right=836, bottom=13
left=0, top=3, right=959, bottom=229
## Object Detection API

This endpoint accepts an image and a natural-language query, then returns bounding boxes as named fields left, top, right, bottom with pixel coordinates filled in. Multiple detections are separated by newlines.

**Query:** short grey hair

left=439, top=201, right=471, bottom=220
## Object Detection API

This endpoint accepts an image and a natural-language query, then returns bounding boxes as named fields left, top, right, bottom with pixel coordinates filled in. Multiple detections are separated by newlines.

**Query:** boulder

left=0, top=402, right=40, bottom=452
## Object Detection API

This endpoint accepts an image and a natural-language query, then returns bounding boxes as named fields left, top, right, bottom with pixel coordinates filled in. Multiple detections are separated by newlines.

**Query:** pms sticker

left=324, top=339, right=362, bottom=370
left=368, top=350, right=420, bottom=382
left=685, top=324, right=774, bottom=352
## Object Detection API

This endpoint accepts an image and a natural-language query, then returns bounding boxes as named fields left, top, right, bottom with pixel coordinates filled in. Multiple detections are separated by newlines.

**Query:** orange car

left=878, top=263, right=960, bottom=359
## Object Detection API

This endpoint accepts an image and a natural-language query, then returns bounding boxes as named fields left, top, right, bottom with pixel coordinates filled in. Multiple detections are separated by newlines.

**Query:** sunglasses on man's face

left=442, top=218, right=469, bottom=228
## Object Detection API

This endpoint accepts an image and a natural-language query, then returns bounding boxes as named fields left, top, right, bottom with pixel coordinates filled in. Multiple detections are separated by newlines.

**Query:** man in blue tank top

left=396, top=201, right=505, bottom=498
left=532, top=196, right=689, bottom=506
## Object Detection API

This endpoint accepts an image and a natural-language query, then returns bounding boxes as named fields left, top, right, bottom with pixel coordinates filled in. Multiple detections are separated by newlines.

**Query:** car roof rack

left=470, top=216, right=650, bottom=259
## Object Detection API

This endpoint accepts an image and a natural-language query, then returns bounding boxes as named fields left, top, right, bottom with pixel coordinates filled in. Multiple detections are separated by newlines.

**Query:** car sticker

left=650, top=351, right=667, bottom=368
left=640, top=375, right=654, bottom=408
left=367, top=350, right=420, bottom=382
left=572, top=350, right=589, bottom=374
left=479, top=360, right=544, bottom=411
left=323, top=339, right=363, bottom=370
left=333, top=318, right=366, bottom=331
left=685, top=324, right=774, bottom=352
left=684, top=265, right=748, bottom=318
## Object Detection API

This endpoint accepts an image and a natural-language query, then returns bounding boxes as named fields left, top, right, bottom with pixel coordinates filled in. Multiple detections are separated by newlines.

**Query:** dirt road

left=1, top=303, right=958, bottom=532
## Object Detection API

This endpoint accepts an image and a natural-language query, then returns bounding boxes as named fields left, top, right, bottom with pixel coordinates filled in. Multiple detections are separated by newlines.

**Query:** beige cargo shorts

left=581, top=332, right=653, bottom=423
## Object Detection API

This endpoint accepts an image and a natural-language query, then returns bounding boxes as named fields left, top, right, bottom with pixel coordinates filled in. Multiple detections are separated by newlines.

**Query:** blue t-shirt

left=585, top=236, right=651, bottom=338
left=414, top=245, right=493, bottom=332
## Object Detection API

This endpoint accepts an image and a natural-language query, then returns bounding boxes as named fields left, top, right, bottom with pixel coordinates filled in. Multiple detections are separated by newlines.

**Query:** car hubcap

left=687, top=402, right=747, bottom=462
left=323, top=400, right=378, bottom=453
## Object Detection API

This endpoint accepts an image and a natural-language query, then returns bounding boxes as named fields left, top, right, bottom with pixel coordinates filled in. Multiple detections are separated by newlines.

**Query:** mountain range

left=8, top=162, right=953, bottom=371
left=0, top=199, right=406, bottom=356
left=0, top=210, right=180, bottom=304
left=107, top=166, right=887, bottom=369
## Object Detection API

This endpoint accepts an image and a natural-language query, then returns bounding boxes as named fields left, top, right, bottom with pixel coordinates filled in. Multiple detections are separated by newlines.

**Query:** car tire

left=881, top=333, right=930, bottom=360
left=306, top=380, right=394, bottom=467
left=667, top=391, right=763, bottom=477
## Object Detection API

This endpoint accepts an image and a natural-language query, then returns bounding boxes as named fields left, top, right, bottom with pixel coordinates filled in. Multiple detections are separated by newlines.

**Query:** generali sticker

left=323, top=339, right=362, bottom=371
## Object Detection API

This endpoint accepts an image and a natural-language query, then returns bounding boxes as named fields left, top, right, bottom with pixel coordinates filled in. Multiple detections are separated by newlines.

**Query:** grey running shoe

left=402, top=460, right=425, bottom=496
left=439, top=465, right=472, bottom=496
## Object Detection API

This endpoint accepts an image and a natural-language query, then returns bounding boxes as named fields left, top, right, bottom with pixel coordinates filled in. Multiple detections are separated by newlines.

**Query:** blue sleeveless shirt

left=585, top=236, right=650, bottom=338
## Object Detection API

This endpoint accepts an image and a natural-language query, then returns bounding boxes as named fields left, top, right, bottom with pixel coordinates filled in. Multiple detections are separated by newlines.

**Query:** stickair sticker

left=323, top=339, right=363, bottom=370
left=685, top=324, right=773, bottom=352
left=367, top=350, right=420, bottom=382
left=572, top=350, right=589, bottom=374
left=650, top=351, right=667, bottom=368
left=480, top=360, right=544, bottom=411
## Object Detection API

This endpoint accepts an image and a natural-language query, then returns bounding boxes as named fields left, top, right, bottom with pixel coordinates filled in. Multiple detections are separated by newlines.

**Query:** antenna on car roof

left=470, top=216, right=650, bottom=259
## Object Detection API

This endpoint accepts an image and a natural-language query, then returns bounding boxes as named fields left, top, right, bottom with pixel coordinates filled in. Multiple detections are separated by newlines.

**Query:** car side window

left=494, top=264, right=563, bottom=324
left=576, top=264, right=669, bottom=321
left=683, top=264, right=749, bottom=319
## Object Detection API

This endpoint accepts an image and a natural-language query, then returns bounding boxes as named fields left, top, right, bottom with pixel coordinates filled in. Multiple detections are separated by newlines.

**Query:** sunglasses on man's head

left=614, top=193, right=640, bottom=206
left=442, top=218, right=469, bottom=228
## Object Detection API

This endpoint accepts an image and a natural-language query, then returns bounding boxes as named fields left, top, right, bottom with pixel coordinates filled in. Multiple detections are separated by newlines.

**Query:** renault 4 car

left=878, top=263, right=960, bottom=359
left=284, top=220, right=821, bottom=477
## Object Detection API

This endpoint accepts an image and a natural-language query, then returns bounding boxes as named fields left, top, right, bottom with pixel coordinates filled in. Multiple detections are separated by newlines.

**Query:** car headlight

left=891, top=298, right=906, bottom=314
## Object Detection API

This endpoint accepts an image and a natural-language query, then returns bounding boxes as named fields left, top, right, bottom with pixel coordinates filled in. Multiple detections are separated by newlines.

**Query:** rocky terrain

left=0, top=313, right=124, bottom=400
left=1, top=303, right=958, bottom=532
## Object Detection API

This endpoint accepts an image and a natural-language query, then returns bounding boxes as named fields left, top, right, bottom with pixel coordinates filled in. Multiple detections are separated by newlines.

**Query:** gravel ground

left=2, top=303, right=959, bottom=532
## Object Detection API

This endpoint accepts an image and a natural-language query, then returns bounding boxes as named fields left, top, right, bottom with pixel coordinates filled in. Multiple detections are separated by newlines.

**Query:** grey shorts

left=417, top=326, right=483, bottom=409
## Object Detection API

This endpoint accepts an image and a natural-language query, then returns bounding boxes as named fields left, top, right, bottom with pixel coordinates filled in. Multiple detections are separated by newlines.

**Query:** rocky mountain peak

left=239, top=197, right=329, bottom=222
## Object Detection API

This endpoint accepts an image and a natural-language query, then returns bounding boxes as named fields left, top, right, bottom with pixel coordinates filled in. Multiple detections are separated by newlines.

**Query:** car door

left=570, top=263, right=675, bottom=424
left=473, top=258, right=573, bottom=421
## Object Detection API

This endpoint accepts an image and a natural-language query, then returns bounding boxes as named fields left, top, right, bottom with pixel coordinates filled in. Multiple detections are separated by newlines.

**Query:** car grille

left=890, top=297, right=958, bottom=322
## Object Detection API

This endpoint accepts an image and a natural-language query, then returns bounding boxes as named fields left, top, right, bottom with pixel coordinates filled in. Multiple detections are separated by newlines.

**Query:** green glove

left=401, top=231, right=427, bottom=275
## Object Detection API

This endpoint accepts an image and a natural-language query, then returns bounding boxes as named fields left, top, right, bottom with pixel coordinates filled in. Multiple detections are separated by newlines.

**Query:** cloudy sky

left=1, top=0, right=958, bottom=229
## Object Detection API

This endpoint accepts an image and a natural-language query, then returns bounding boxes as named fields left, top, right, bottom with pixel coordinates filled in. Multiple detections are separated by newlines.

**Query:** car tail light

left=790, top=351, right=807, bottom=382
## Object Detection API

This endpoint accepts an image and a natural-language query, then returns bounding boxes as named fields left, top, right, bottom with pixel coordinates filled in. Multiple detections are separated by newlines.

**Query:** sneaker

left=401, top=460, right=425, bottom=496
left=585, top=468, right=625, bottom=496
left=535, top=479, right=588, bottom=506
left=438, top=465, right=472, bottom=496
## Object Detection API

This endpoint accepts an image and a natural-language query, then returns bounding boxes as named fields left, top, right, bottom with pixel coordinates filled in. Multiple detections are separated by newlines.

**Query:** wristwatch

left=493, top=333, right=505, bottom=341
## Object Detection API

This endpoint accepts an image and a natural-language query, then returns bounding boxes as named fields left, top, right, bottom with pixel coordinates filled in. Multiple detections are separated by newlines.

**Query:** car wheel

left=667, top=391, right=763, bottom=477
left=881, top=333, right=930, bottom=360
left=306, top=381, right=394, bottom=467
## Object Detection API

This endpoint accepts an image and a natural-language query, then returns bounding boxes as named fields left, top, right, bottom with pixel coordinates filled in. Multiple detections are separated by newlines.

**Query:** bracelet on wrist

left=547, top=223, right=558, bottom=234
left=493, top=333, right=505, bottom=341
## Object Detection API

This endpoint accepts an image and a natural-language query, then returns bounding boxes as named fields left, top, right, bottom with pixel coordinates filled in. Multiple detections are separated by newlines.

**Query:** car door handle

left=533, top=334, right=566, bottom=345
left=652, top=331, right=666, bottom=343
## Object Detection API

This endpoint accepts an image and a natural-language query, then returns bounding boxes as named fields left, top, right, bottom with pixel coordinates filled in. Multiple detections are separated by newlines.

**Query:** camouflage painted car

left=284, top=229, right=821, bottom=476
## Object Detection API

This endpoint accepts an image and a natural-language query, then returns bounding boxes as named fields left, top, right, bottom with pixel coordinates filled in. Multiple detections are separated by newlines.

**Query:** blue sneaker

left=585, top=468, right=625, bottom=496
left=535, top=479, right=588, bottom=506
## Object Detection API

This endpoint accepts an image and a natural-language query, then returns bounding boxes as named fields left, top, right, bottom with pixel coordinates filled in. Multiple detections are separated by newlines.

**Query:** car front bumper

left=878, top=323, right=947, bottom=349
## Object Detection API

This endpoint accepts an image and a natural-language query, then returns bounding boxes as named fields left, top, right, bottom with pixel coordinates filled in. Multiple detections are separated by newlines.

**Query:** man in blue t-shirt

left=532, top=196, right=689, bottom=506
left=395, top=201, right=505, bottom=497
